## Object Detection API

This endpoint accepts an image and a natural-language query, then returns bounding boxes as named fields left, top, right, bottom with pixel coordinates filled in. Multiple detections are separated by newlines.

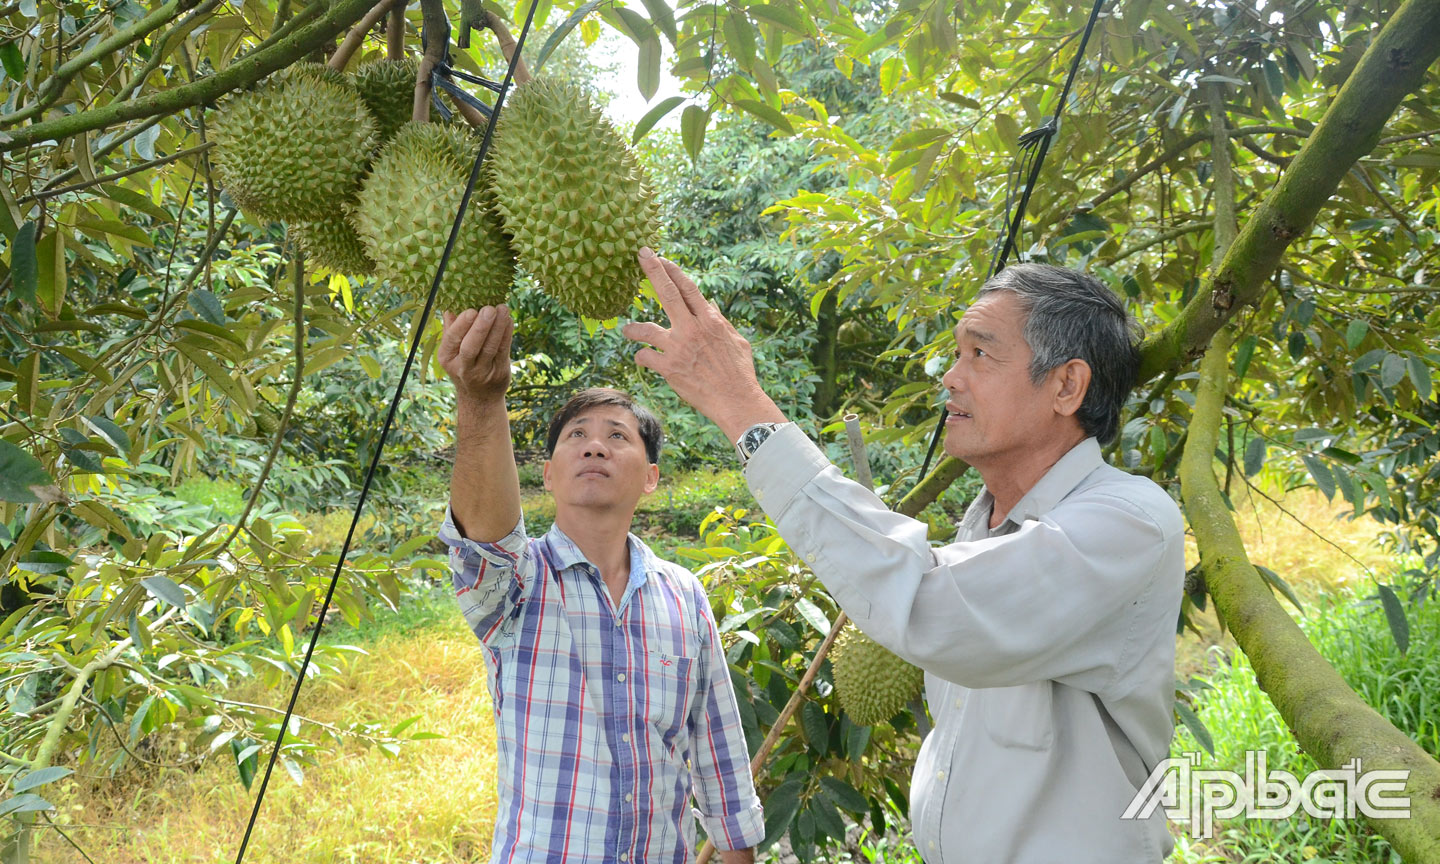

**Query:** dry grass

left=45, top=611, right=497, bottom=864
left=1175, top=479, right=1395, bottom=680
left=36, top=482, right=1394, bottom=863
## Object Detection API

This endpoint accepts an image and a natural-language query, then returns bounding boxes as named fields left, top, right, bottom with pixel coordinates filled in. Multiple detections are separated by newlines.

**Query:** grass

left=46, top=588, right=497, bottom=864
left=39, top=469, right=1410, bottom=864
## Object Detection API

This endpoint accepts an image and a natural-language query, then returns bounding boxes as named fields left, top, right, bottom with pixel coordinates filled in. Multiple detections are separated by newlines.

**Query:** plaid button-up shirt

left=439, top=509, right=765, bottom=863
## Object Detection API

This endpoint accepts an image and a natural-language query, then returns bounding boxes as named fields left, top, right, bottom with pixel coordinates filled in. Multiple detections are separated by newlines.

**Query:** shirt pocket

left=642, top=651, right=697, bottom=753
left=982, top=681, right=1055, bottom=751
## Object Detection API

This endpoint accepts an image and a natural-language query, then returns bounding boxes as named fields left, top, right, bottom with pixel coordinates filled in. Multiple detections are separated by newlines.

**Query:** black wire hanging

left=232, top=3, right=541, bottom=860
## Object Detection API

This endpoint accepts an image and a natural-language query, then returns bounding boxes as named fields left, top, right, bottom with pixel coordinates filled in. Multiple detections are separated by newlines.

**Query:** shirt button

left=617, top=673, right=626, bottom=682
left=955, top=697, right=965, bottom=709
left=620, top=855, right=629, bottom=862
left=936, top=770, right=946, bottom=780
left=929, top=841, right=936, bottom=850
left=622, top=733, right=630, bottom=743
left=625, top=793, right=634, bottom=803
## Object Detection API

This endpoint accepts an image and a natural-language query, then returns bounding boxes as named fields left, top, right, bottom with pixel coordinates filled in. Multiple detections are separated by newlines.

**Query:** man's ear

left=1052, top=359, right=1092, bottom=419
left=643, top=463, right=660, bottom=495
left=542, top=459, right=553, bottom=491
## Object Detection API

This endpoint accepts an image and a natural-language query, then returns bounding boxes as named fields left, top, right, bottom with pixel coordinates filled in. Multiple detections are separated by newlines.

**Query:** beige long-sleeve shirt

left=745, top=425, right=1184, bottom=863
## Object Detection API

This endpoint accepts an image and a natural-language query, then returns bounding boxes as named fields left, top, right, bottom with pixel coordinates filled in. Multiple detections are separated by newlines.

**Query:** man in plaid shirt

left=437, top=304, right=765, bottom=863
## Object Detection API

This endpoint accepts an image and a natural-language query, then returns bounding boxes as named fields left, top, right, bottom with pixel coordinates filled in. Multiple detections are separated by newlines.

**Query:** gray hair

left=977, top=263, right=1140, bottom=444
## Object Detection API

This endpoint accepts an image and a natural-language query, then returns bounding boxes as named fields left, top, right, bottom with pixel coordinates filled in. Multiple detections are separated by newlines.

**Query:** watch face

left=741, top=424, right=773, bottom=455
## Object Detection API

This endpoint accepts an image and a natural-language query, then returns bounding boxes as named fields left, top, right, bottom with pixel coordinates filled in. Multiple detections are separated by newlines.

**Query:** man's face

left=939, top=292, right=1064, bottom=468
left=543, top=404, right=660, bottom=513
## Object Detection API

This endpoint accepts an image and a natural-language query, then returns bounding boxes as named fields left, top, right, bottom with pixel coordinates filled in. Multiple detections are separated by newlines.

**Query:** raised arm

left=440, top=305, right=521, bottom=543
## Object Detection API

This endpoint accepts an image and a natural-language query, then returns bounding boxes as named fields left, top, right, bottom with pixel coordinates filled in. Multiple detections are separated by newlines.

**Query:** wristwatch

left=735, top=422, right=785, bottom=466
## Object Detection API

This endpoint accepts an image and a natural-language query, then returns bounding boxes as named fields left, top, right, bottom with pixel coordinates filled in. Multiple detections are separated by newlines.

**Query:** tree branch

left=1180, top=327, right=1440, bottom=864
left=1136, top=0, right=1440, bottom=381
left=329, top=0, right=405, bottom=71
left=0, top=0, right=380, bottom=154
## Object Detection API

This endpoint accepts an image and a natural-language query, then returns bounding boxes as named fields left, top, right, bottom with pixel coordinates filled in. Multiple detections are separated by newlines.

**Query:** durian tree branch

left=894, top=455, right=970, bottom=518
left=1135, top=0, right=1440, bottom=382
left=329, top=0, right=406, bottom=71
left=0, top=0, right=191, bottom=126
left=108, top=0, right=226, bottom=105
left=413, top=0, right=448, bottom=122
left=1180, top=328, right=1440, bottom=864
left=0, top=0, right=381, bottom=154
left=482, top=11, right=532, bottom=85
left=217, top=240, right=305, bottom=559
left=387, top=2, right=407, bottom=60
left=20, top=141, right=215, bottom=203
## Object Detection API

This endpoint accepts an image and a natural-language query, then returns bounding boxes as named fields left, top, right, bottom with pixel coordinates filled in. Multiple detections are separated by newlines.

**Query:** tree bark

left=0, top=0, right=380, bottom=153
left=1181, top=327, right=1440, bottom=864
left=1137, top=0, right=1440, bottom=381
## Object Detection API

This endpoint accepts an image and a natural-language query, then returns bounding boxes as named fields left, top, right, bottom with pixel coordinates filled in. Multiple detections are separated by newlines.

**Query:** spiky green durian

left=291, top=209, right=375, bottom=275
left=212, top=65, right=376, bottom=223
left=353, top=59, right=421, bottom=145
left=353, top=122, right=516, bottom=310
left=489, top=77, right=660, bottom=320
left=831, top=627, right=925, bottom=726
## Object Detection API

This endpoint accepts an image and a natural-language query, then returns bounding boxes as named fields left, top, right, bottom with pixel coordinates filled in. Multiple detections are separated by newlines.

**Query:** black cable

left=231, top=5, right=540, bottom=861
left=911, top=0, right=1107, bottom=492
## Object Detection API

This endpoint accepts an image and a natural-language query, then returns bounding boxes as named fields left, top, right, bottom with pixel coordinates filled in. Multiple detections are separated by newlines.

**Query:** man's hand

left=440, top=305, right=521, bottom=543
left=622, top=249, right=787, bottom=442
left=440, top=306, right=514, bottom=409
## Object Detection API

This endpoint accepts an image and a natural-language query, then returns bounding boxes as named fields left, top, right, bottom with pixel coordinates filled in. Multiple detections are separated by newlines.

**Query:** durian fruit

left=489, top=78, right=660, bottom=319
left=353, top=59, right=421, bottom=145
left=291, top=209, right=375, bottom=275
left=212, top=65, right=376, bottom=223
left=831, top=626, right=925, bottom=726
left=353, top=122, right=516, bottom=311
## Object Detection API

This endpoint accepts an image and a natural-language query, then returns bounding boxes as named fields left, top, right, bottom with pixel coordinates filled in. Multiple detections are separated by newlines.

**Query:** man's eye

left=952, top=348, right=962, bottom=360
left=975, top=348, right=987, bottom=358
left=570, top=428, right=584, bottom=437
left=611, top=432, right=625, bottom=439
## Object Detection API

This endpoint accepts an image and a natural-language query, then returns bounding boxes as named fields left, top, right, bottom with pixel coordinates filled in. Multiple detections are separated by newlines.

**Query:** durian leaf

left=9, top=221, right=37, bottom=306
left=639, top=0, right=677, bottom=44
left=637, top=33, right=662, bottom=101
left=723, top=10, right=757, bottom=70
left=746, top=2, right=813, bottom=36
left=632, top=96, right=684, bottom=143
left=680, top=105, right=709, bottom=161
left=0, top=440, right=53, bottom=504
left=609, top=6, right=655, bottom=44
left=733, top=99, right=794, bottom=134
left=819, top=776, right=870, bottom=815
left=534, top=0, right=605, bottom=72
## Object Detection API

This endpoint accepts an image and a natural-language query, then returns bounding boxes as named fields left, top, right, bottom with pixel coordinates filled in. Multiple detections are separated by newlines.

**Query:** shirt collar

left=540, top=521, right=657, bottom=592
left=963, top=437, right=1104, bottom=532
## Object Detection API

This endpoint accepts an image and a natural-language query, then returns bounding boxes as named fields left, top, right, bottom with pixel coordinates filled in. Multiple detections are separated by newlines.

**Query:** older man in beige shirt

left=624, top=255, right=1185, bottom=863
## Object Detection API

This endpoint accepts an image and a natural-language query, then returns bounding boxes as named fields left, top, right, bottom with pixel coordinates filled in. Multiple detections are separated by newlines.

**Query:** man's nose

left=941, top=360, right=965, bottom=393
left=583, top=440, right=609, bottom=458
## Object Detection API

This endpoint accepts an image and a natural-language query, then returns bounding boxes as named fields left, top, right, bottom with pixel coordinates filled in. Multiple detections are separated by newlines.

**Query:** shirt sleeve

left=436, top=504, right=536, bottom=643
left=744, top=424, right=1180, bottom=694
left=686, top=580, right=765, bottom=851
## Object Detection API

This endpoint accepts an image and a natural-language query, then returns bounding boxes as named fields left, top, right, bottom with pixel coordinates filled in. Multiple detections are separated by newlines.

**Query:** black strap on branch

left=231, top=4, right=539, bottom=862
left=912, top=0, right=1107, bottom=492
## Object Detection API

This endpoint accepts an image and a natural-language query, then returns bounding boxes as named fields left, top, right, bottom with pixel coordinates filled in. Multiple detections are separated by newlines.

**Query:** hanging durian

left=831, top=626, right=925, bottom=726
left=212, top=65, right=376, bottom=223
left=291, top=209, right=375, bottom=275
left=489, top=78, right=660, bottom=320
left=353, top=122, right=516, bottom=310
left=353, top=59, right=421, bottom=146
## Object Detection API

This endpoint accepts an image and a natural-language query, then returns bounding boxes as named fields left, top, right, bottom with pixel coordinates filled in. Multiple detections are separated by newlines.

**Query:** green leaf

left=808, top=791, right=848, bottom=841
left=637, top=34, right=661, bottom=101
left=1377, top=584, right=1408, bottom=654
left=10, top=221, right=38, bottom=305
left=746, top=2, right=811, bottom=35
left=282, top=755, right=305, bottom=786
left=1380, top=352, right=1406, bottom=389
left=732, top=99, right=793, bottom=134
left=723, top=11, right=757, bottom=69
left=1344, top=319, right=1368, bottom=350
left=232, top=739, right=259, bottom=790
left=18, top=551, right=73, bottom=574
left=534, top=0, right=604, bottom=71
left=188, top=289, right=227, bottom=326
left=1407, top=354, right=1432, bottom=400
left=1174, top=699, right=1213, bottom=756
left=818, top=776, right=870, bottom=815
left=1300, top=453, right=1335, bottom=500
left=632, top=96, right=684, bottom=143
left=1233, top=335, right=1256, bottom=381
left=0, top=794, right=54, bottom=817
left=639, top=0, right=676, bottom=44
left=0, top=440, right=53, bottom=503
left=680, top=105, right=709, bottom=161
left=844, top=717, right=870, bottom=762
left=13, top=767, right=72, bottom=793
left=143, top=575, right=188, bottom=610
left=1255, top=565, right=1303, bottom=611
left=1243, top=436, right=1266, bottom=477
left=85, top=415, right=132, bottom=455
left=793, top=597, right=830, bottom=635
left=760, top=777, right=804, bottom=852
left=0, top=41, right=24, bottom=81
left=802, top=701, right=829, bottom=752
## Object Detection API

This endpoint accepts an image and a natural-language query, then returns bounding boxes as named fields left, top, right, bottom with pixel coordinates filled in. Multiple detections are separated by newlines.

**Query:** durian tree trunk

left=0, top=0, right=381, bottom=153
left=1182, top=329, right=1440, bottom=863
left=1136, top=0, right=1440, bottom=380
